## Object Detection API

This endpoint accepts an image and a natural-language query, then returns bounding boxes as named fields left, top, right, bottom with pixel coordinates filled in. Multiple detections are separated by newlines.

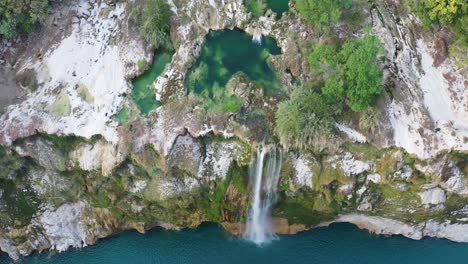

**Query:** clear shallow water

left=131, top=52, right=172, bottom=115
left=266, top=0, right=289, bottom=18
left=186, top=29, right=281, bottom=98
left=3, top=223, right=468, bottom=264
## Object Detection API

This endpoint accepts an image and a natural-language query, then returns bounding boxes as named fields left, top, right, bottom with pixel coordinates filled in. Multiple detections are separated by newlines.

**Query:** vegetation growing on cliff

left=295, top=0, right=351, bottom=35
left=407, top=0, right=467, bottom=68
left=275, top=33, right=383, bottom=151
left=309, top=33, right=384, bottom=112
left=0, top=0, right=49, bottom=38
left=275, top=89, right=336, bottom=151
left=130, top=0, right=173, bottom=51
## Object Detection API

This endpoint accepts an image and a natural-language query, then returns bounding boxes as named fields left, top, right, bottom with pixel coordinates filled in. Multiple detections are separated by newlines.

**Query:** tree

left=0, top=0, right=49, bottom=38
left=295, top=0, right=351, bottom=35
left=408, top=0, right=467, bottom=26
left=131, top=0, right=173, bottom=51
left=308, top=33, right=384, bottom=112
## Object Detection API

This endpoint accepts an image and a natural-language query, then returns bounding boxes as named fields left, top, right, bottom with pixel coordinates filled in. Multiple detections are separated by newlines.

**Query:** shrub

left=130, top=0, right=173, bottom=51
left=275, top=88, right=336, bottom=151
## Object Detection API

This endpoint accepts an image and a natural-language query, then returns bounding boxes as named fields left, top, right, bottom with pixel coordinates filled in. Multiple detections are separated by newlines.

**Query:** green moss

left=344, top=142, right=389, bottom=160
left=0, top=179, right=40, bottom=227
left=77, top=84, right=94, bottom=104
left=50, top=92, right=71, bottom=117
left=274, top=190, right=337, bottom=226
left=116, top=107, right=130, bottom=124
left=137, top=59, right=146, bottom=69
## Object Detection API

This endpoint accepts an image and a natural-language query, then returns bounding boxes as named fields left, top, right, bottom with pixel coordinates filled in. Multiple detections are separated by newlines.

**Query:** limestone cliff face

left=0, top=0, right=467, bottom=261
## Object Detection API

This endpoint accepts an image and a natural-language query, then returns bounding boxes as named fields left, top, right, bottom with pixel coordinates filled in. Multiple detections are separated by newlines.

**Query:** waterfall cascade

left=244, top=144, right=283, bottom=244
left=252, top=33, right=262, bottom=45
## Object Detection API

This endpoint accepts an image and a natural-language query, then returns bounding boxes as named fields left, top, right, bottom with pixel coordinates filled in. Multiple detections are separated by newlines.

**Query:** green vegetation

left=50, top=92, right=71, bottom=117
left=116, top=107, right=130, bottom=124
left=137, top=59, right=146, bottom=69
left=407, top=0, right=466, bottom=27
left=309, top=33, right=384, bottom=112
left=275, top=88, right=335, bottom=151
left=77, top=84, right=94, bottom=104
left=245, top=0, right=267, bottom=17
left=131, top=52, right=172, bottom=115
left=0, top=0, right=49, bottom=38
left=186, top=29, right=282, bottom=113
left=275, top=34, right=383, bottom=151
left=244, top=0, right=290, bottom=18
left=130, top=0, right=173, bottom=51
left=295, top=0, right=351, bottom=35
left=407, top=0, right=467, bottom=68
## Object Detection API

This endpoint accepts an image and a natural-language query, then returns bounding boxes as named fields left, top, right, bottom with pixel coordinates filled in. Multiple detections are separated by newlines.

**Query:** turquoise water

left=3, top=223, right=468, bottom=263
left=131, top=52, right=172, bottom=115
left=186, top=29, right=281, bottom=98
left=266, top=0, right=289, bottom=18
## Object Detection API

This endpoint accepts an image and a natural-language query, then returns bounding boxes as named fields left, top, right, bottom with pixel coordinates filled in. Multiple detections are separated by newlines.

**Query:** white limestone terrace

left=0, top=0, right=147, bottom=145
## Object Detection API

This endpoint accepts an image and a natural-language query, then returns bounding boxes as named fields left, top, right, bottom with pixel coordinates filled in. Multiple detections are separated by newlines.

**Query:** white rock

left=367, top=173, right=382, bottom=184
left=69, top=140, right=123, bottom=176
left=129, top=180, right=147, bottom=193
left=335, top=123, right=367, bottom=143
left=291, top=155, right=314, bottom=187
left=418, top=188, right=446, bottom=205
left=334, top=214, right=423, bottom=240
left=331, top=152, right=372, bottom=176
left=423, top=220, right=468, bottom=242
left=38, top=202, right=88, bottom=252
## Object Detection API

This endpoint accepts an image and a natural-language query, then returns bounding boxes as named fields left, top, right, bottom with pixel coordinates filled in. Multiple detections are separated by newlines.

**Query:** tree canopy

left=0, top=0, right=49, bottom=38
left=295, top=0, right=351, bottom=35
left=309, top=33, right=384, bottom=112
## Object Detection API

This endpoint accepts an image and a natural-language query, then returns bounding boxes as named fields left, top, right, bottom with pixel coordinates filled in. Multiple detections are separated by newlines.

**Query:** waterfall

left=252, top=33, right=262, bottom=45
left=244, top=144, right=283, bottom=244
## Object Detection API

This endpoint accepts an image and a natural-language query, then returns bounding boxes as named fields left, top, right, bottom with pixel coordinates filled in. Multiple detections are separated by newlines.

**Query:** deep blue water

left=2, top=223, right=468, bottom=263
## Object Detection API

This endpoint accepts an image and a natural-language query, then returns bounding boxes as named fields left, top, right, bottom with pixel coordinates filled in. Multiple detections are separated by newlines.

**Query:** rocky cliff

left=0, top=0, right=467, bottom=260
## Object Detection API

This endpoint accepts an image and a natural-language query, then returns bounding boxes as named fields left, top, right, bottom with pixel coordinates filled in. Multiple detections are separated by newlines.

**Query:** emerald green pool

left=245, top=0, right=289, bottom=18
left=131, top=52, right=172, bottom=115
left=266, top=0, right=289, bottom=18
left=185, top=29, right=281, bottom=112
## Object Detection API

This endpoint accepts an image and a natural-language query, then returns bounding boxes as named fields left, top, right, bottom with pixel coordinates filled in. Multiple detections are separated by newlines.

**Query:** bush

left=130, top=0, right=173, bottom=51
left=295, top=0, right=351, bottom=35
left=0, top=0, right=49, bottom=38
left=275, top=88, right=336, bottom=151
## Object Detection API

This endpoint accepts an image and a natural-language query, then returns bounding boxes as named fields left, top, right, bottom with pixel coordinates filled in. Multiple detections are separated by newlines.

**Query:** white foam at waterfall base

left=252, top=33, right=262, bottom=45
left=244, top=145, right=283, bottom=244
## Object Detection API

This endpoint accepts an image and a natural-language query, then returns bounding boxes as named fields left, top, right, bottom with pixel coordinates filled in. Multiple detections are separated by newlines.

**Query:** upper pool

left=186, top=29, right=282, bottom=100
left=266, top=0, right=289, bottom=18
